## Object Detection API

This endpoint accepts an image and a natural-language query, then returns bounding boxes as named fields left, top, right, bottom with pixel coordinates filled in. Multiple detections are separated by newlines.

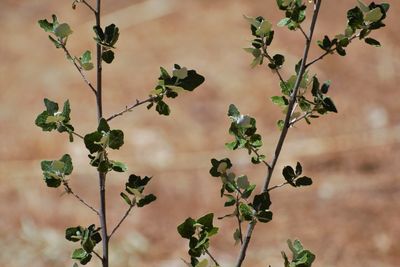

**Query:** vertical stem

left=234, top=1, right=323, bottom=266
left=95, top=1, right=108, bottom=267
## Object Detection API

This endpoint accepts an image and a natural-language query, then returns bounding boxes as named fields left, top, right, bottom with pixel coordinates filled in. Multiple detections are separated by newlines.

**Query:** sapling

left=178, top=1, right=390, bottom=266
left=35, top=1, right=204, bottom=266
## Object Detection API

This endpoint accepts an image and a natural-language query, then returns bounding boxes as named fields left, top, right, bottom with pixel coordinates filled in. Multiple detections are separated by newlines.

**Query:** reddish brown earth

left=0, top=1, right=399, bottom=266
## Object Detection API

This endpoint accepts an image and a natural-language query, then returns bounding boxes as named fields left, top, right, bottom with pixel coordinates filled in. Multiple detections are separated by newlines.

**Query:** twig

left=106, top=96, right=156, bottom=121
left=59, top=43, right=97, bottom=95
left=267, top=181, right=289, bottom=192
left=71, top=131, right=84, bottom=139
left=305, top=34, right=358, bottom=69
left=92, top=250, right=103, bottom=260
left=298, top=25, right=310, bottom=41
left=250, top=147, right=271, bottom=168
left=262, top=48, right=286, bottom=85
left=205, top=248, right=221, bottom=266
left=108, top=204, right=134, bottom=240
left=82, top=0, right=97, bottom=14
left=289, top=111, right=311, bottom=126
left=234, top=1, right=323, bottom=266
left=63, top=182, right=99, bottom=215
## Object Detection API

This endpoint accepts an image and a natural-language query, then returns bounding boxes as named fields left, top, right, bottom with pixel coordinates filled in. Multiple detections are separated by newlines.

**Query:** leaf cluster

left=177, top=213, right=219, bottom=266
left=276, top=0, right=307, bottom=30
left=282, top=162, right=312, bottom=187
left=147, top=64, right=205, bottom=116
left=38, top=15, right=73, bottom=48
left=120, top=174, right=157, bottom=208
left=93, top=24, right=120, bottom=63
left=282, top=239, right=316, bottom=267
left=40, top=154, right=73, bottom=188
left=209, top=158, right=273, bottom=244
left=35, top=98, right=75, bottom=141
left=84, top=118, right=126, bottom=173
left=225, top=104, right=265, bottom=164
left=318, top=1, right=390, bottom=55
left=65, top=224, right=102, bottom=265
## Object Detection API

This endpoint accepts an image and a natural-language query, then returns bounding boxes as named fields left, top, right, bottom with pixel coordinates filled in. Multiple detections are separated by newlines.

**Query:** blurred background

left=0, top=0, right=399, bottom=266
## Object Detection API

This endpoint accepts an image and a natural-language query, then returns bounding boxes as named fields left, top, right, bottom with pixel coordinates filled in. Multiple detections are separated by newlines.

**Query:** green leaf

left=237, top=175, right=250, bottom=190
left=283, top=165, right=296, bottom=181
left=242, top=184, right=256, bottom=199
left=137, top=194, right=157, bottom=207
left=111, top=161, right=127, bottom=172
left=155, top=100, right=170, bottom=116
left=177, top=217, right=196, bottom=239
left=347, top=7, right=364, bottom=30
left=102, top=50, right=115, bottom=64
left=209, top=158, right=232, bottom=177
left=104, top=23, right=119, bottom=47
left=179, top=69, right=205, bottom=91
left=228, top=104, right=240, bottom=117
left=322, top=97, right=338, bottom=113
left=295, top=162, right=302, bottom=176
left=357, top=0, right=370, bottom=13
left=277, top=17, right=291, bottom=27
left=320, top=80, right=331, bottom=94
left=257, top=210, right=273, bottom=223
left=79, top=50, right=94, bottom=71
left=173, top=66, right=188, bottom=79
left=38, top=18, right=54, bottom=32
left=108, top=130, right=124, bottom=149
left=60, top=154, right=73, bottom=175
left=120, top=192, right=132, bottom=205
left=197, top=213, right=214, bottom=231
left=54, top=23, right=73, bottom=39
left=295, top=176, right=313, bottom=187
left=72, top=248, right=92, bottom=265
left=239, top=203, right=254, bottom=221
left=365, top=37, right=381, bottom=47
left=84, top=131, right=103, bottom=153
left=65, top=226, right=82, bottom=242
left=252, top=191, right=271, bottom=211
left=364, top=7, right=383, bottom=23
left=224, top=194, right=236, bottom=207
left=277, top=119, right=285, bottom=130
left=256, top=19, right=273, bottom=37
left=44, top=98, right=59, bottom=114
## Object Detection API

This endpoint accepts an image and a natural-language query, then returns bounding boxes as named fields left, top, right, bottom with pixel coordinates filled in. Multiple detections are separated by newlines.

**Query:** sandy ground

left=0, top=0, right=399, bottom=266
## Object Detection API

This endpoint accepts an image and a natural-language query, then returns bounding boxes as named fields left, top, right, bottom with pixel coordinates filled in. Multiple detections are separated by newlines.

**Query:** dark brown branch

left=82, top=0, right=97, bottom=14
left=234, top=1, right=323, bottom=266
left=71, top=131, right=84, bottom=139
left=298, top=25, right=310, bottom=41
left=60, top=43, right=97, bottom=95
left=267, top=181, right=289, bottom=192
left=108, top=204, right=134, bottom=240
left=63, top=182, right=99, bottom=215
left=106, top=96, right=156, bottom=121
left=205, top=248, right=221, bottom=267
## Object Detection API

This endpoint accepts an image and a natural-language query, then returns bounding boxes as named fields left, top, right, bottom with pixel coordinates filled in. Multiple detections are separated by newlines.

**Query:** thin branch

left=106, top=96, right=156, bottom=121
left=205, top=248, right=221, bottom=267
left=298, top=25, right=310, bottom=41
left=250, top=147, right=271, bottom=169
left=305, top=34, right=358, bottom=69
left=289, top=111, right=311, bottom=126
left=82, top=0, right=97, bottom=14
left=108, top=204, right=134, bottom=240
left=262, top=49, right=286, bottom=85
left=71, top=131, right=84, bottom=139
left=63, top=182, right=99, bottom=215
left=234, top=1, right=323, bottom=266
left=60, top=43, right=97, bottom=95
left=267, top=181, right=289, bottom=192
left=92, top=250, right=103, bottom=260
